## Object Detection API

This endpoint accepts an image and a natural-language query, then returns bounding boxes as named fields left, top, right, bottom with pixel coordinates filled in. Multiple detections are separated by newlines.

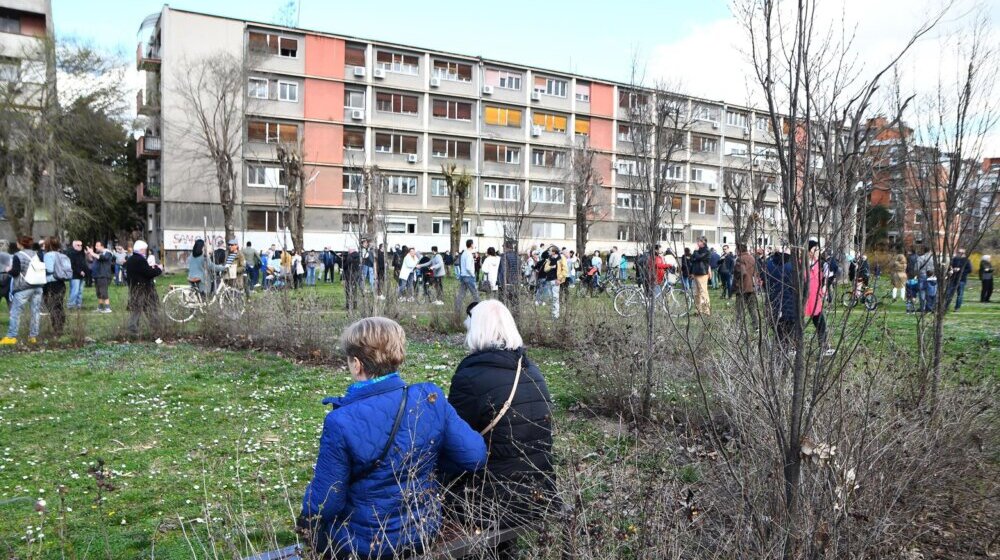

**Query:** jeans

left=719, top=271, right=733, bottom=299
left=361, top=265, right=375, bottom=291
left=69, top=278, right=84, bottom=308
left=8, top=287, right=43, bottom=338
left=247, top=266, right=260, bottom=288
left=306, top=267, right=317, bottom=286
left=455, top=275, right=479, bottom=313
left=945, top=280, right=966, bottom=310
left=546, top=280, right=560, bottom=318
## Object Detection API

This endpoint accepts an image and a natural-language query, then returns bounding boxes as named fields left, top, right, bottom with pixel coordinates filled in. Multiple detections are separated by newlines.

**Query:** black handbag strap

left=351, top=386, right=408, bottom=484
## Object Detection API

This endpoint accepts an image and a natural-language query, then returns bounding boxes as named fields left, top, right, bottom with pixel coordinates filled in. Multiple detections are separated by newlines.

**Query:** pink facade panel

left=303, top=121, right=342, bottom=165
left=303, top=78, right=344, bottom=122
left=595, top=153, right=613, bottom=187
left=305, top=165, right=342, bottom=206
left=590, top=117, right=613, bottom=151
left=589, top=83, right=615, bottom=118
left=304, top=35, right=344, bottom=78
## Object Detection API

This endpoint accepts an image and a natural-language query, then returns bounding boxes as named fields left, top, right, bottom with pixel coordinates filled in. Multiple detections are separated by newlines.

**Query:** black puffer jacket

left=447, top=348, right=555, bottom=527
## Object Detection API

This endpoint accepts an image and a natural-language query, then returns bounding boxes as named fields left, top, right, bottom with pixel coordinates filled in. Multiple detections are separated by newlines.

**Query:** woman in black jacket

left=447, top=300, right=555, bottom=534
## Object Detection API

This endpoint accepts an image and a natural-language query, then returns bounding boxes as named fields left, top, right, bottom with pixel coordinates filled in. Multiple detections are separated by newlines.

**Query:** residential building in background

left=135, top=6, right=787, bottom=266
left=0, top=0, right=53, bottom=240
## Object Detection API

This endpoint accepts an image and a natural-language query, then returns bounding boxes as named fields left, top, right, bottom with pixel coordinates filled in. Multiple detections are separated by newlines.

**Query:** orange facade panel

left=595, top=153, right=613, bottom=186
left=589, top=117, right=614, bottom=151
left=304, top=35, right=344, bottom=79
left=303, top=78, right=344, bottom=122
left=303, top=121, right=342, bottom=165
left=305, top=165, right=342, bottom=206
left=589, top=83, right=615, bottom=118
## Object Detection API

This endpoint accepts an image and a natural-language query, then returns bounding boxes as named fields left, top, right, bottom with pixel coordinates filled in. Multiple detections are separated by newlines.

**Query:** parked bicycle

left=613, top=281, right=692, bottom=318
left=840, top=277, right=879, bottom=311
left=163, top=280, right=246, bottom=323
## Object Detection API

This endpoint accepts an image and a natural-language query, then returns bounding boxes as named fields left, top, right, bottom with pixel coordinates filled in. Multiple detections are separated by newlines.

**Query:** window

left=498, top=70, right=521, bottom=90
left=343, top=171, right=364, bottom=193
left=618, top=91, right=648, bottom=109
left=344, top=129, right=365, bottom=151
left=725, top=141, right=749, bottom=157
left=484, top=143, right=520, bottom=164
left=342, top=213, right=362, bottom=232
left=247, top=165, right=266, bottom=186
left=0, top=11, right=20, bottom=34
left=690, top=167, right=704, bottom=183
left=914, top=210, right=923, bottom=225
left=278, top=81, right=298, bottom=102
left=762, top=175, right=778, bottom=191
left=432, top=218, right=470, bottom=235
left=375, top=51, right=419, bottom=74
left=575, top=82, right=591, bottom=102
left=345, top=44, right=366, bottom=67
left=726, top=110, right=749, bottom=128
left=375, top=92, right=419, bottom=114
left=247, top=120, right=298, bottom=144
left=432, top=60, right=472, bottom=81
left=484, top=106, right=522, bottom=127
left=484, top=182, right=520, bottom=202
left=755, top=116, right=770, bottom=132
left=690, top=228, right=717, bottom=243
left=248, top=32, right=297, bottom=57
left=532, top=149, right=566, bottom=168
left=345, top=89, right=365, bottom=109
left=693, top=136, right=717, bottom=153
left=386, top=218, right=418, bottom=234
left=534, top=76, right=567, bottom=97
left=430, top=178, right=449, bottom=197
left=531, top=222, right=565, bottom=239
left=726, top=171, right=748, bottom=188
left=692, top=104, right=720, bottom=122
left=690, top=197, right=717, bottom=215
left=0, top=58, right=17, bottom=82
left=247, top=210, right=286, bottom=232
left=671, top=196, right=684, bottom=212
left=432, top=99, right=472, bottom=120
left=531, top=184, right=565, bottom=204
left=431, top=138, right=471, bottom=159
left=384, top=175, right=418, bottom=195
left=575, top=117, right=590, bottom=137
left=532, top=112, right=567, bottom=133
left=248, top=77, right=269, bottom=99
left=754, top=145, right=778, bottom=159
left=617, top=159, right=638, bottom=176
left=665, top=164, right=684, bottom=180
left=374, top=133, right=418, bottom=155
left=617, top=225, right=633, bottom=241
left=616, top=192, right=644, bottom=210
left=617, top=124, right=634, bottom=142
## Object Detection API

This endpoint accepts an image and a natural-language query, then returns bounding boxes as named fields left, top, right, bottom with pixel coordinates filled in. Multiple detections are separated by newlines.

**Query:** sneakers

left=432, top=300, right=444, bottom=305
left=0, top=337, right=16, bottom=345
left=28, top=337, right=37, bottom=345
left=101, top=308, right=113, bottom=314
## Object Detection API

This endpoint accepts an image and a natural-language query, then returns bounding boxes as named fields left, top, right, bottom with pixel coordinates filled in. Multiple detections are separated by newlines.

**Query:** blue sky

left=51, top=0, right=731, bottom=84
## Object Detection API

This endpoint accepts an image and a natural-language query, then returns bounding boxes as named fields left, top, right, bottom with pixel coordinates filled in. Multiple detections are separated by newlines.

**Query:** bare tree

left=275, top=139, right=307, bottom=251
left=893, top=10, right=1000, bottom=405
left=173, top=52, right=256, bottom=242
left=441, top=163, right=471, bottom=255
left=568, top=139, right=608, bottom=260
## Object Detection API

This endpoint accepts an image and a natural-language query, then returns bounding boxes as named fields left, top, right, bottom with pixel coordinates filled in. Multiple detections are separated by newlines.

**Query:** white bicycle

left=162, top=282, right=246, bottom=323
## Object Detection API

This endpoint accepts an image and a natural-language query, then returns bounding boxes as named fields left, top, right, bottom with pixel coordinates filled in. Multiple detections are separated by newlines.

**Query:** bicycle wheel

left=217, top=287, right=246, bottom=320
left=840, top=291, right=858, bottom=308
left=863, top=293, right=879, bottom=311
left=613, top=287, right=644, bottom=318
left=163, top=288, right=198, bottom=323
left=663, top=288, right=692, bottom=318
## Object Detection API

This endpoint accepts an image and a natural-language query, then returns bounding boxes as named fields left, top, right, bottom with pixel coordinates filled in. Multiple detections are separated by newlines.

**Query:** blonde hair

left=340, top=317, right=406, bottom=378
left=465, top=300, right=523, bottom=352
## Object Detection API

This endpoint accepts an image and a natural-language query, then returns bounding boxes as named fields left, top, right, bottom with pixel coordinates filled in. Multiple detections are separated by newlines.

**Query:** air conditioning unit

left=429, top=77, right=441, bottom=88
left=709, top=183, right=717, bottom=191
left=531, top=125, right=542, bottom=137
left=350, top=109, right=364, bottom=120
left=407, top=153, right=418, bottom=163
left=353, top=67, right=366, bottom=77
left=742, top=127, right=750, bottom=137
left=373, top=67, right=385, bottom=79
left=482, top=85, right=494, bottom=95
left=475, top=226, right=486, bottom=236
left=530, top=90, right=541, bottom=101
left=711, top=122, right=720, bottom=129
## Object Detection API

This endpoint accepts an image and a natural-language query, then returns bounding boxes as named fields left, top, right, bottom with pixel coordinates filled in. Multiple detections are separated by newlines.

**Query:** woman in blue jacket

left=300, top=317, right=487, bottom=559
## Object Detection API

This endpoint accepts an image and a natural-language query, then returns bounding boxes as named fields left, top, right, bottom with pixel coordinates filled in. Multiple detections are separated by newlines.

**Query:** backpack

left=53, top=252, right=73, bottom=281
left=21, top=252, right=47, bottom=286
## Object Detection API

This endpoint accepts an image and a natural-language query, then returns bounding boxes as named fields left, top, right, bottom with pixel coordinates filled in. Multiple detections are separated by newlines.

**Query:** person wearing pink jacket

left=805, top=240, right=834, bottom=356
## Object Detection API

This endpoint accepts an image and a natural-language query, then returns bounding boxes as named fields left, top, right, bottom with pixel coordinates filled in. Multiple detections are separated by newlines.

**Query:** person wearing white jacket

left=481, top=247, right=501, bottom=292
left=397, top=246, right=419, bottom=301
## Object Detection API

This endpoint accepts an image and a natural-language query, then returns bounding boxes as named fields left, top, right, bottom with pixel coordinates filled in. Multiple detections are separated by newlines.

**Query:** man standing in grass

left=125, top=240, right=162, bottom=337
left=88, top=241, right=115, bottom=314
left=66, top=239, right=87, bottom=310
left=455, top=238, right=479, bottom=314
left=690, top=236, right=712, bottom=316
left=945, top=248, right=973, bottom=312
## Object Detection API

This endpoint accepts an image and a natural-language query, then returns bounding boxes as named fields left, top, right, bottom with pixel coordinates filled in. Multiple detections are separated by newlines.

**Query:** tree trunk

left=575, top=200, right=588, bottom=262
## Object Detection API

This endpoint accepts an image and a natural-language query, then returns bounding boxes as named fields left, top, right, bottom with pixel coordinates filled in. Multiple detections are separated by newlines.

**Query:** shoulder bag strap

left=481, top=357, right=523, bottom=436
left=352, top=385, right=408, bottom=484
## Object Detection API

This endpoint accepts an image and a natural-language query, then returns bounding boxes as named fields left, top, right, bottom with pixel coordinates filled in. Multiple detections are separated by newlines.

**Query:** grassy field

left=0, top=275, right=997, bottom=557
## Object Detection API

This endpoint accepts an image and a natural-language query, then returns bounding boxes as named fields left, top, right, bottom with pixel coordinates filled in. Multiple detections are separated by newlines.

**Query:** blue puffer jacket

left=765, top=252, right=797, bottom=322
left=301, top=374, right=487, bottom=559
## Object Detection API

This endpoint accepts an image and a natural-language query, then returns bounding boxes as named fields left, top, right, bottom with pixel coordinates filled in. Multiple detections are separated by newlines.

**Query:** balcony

left=136, top=89, right=159, bottom=116
left=136, top=135, right=161, bottom=158
left=136, top=43, right=161, bottom=71
left=136, top=181, right=161, bottom=203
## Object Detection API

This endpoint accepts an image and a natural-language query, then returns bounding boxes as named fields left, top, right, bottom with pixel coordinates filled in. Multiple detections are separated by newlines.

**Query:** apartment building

left=0, top=0, right=53, bottom=240
left=135, top=7, right=785, bottom=267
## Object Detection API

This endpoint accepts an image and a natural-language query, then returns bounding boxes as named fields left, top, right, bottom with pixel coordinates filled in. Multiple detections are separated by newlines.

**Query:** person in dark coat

left=342, top=248, right=361, bottom=311
left=764, top=248, right=797, bottom=345
left=66, top=240, right=88, bottom=310
left=980, top=255, right=993, bottom=303
left=447, top=300, right=556, bottom=541
left=945, top=248, right=973, bottom=311
left=125, top=240, right=162, bottom=337
left=300, top=317, right=486, bottom=559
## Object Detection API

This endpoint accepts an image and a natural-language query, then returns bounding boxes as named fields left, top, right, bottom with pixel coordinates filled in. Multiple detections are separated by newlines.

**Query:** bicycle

left=613, top=280, right=692, bottom=318
left=163, top=279, right=247, bottom=323
left=840, top=278, right=878, bottom=311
